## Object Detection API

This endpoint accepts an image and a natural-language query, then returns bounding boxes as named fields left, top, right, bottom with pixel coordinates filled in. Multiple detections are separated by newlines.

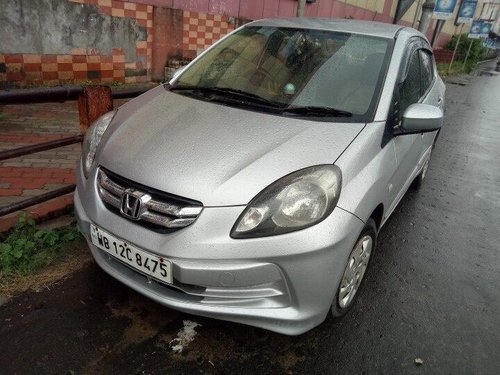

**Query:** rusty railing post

left=78, top=86, right=114, bottom=134
left=0, top=85, right=148, bottom=224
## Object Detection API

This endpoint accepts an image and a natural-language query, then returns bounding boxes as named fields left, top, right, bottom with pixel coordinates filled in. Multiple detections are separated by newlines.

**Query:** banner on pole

left=480, top=22, right=494, bottom=37
left=468, top=20, right=483, bottom=38
left=484, top=38, right=500, bottom=49
left=457, top=0, right=478, bottom=23
left=468, top=20, right=493, bottom=39
left=433, top=0, right=459, bottom=19
left=484, top=31, right=500, bottom=50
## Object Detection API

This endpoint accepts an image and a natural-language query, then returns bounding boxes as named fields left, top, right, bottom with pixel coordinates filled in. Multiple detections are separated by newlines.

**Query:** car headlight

left=231, top=165, right=342, bottom=238
left=81, top=110, right=116, bottom=178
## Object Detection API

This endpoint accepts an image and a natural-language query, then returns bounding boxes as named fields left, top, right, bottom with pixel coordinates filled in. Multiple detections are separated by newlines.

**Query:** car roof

left=245, top=18, right=414, bottom=39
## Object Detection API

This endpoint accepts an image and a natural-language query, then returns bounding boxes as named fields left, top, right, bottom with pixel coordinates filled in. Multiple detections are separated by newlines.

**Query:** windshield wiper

left=169, top=85, right=285, bottom=109
left=169, top=86, right=353, bottom=117
left=281, top=106, right=352, bottom=118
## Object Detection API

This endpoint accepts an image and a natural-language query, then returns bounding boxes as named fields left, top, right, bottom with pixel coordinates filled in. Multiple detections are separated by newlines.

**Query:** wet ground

left=1, top=63, right=499, bottom=374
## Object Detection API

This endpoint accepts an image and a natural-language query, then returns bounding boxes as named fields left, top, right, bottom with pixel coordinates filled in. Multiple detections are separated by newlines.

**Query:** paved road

left=1, top=64, right=499, bottom=374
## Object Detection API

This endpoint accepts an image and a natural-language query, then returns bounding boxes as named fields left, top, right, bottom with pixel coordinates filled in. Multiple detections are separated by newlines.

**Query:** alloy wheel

left=338, top=235, right=373, bottom=309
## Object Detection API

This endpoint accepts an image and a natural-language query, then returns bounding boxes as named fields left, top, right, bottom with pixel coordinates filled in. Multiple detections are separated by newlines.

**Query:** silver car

left=75, top=18, right=444, bottom=335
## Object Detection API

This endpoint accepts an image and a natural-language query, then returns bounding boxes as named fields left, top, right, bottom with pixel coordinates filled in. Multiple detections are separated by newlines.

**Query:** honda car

left=75, top=18, right=445, bottom=335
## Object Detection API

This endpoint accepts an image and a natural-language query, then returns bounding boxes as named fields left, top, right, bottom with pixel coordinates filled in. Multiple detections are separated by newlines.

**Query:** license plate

left=90, top=224, right=173, bottom=284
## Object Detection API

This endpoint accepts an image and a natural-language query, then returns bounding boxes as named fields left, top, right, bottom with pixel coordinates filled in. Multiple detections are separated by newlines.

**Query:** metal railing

left=0, top=86, right=149, bottom=104
left=0, top=85, right=149, bottom=218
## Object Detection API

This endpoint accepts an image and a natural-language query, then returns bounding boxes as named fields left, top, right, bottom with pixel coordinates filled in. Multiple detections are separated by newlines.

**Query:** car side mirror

left=400, top=103, right=443, bottom=133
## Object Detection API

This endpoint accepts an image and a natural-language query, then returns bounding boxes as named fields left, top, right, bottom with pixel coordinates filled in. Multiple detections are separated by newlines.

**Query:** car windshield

left=171, top=26, right=391, bottom=122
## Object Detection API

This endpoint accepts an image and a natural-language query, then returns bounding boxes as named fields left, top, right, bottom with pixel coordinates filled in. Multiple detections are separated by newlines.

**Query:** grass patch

left=0, top=213, right=84, bottom=278
left=0, top=241, right=92, bottom=298
left=437, top=62, right=471, bottom=77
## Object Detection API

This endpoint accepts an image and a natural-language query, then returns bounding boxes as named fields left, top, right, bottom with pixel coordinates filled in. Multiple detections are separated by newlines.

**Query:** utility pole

left=431, top=19, right=445, bottom=45
left=448, top=23, right=464, bottom=75
left=419, top=0, right=435, bottom=34
left=296, top=0, right=306, bottom=17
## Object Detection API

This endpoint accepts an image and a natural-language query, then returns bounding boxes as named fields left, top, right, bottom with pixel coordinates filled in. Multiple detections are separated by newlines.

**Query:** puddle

left=169, top=320, right=201, bottom=353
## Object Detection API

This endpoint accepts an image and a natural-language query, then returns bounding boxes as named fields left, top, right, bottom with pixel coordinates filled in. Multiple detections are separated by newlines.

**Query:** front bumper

left=75, top=165, right=364, bottom=335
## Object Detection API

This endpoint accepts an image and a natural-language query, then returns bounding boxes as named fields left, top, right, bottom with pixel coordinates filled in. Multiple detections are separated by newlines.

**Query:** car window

left=399, top=51, right=421, bottom=114
left=293, top=37, right=388, bottom=116
left=174, top=26, right=391, bottom=122
left=419, top=50, right=434, bottom=95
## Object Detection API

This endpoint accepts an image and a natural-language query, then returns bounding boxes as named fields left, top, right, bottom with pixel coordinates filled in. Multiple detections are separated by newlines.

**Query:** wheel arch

left=369, top=203, right=384, bottom=230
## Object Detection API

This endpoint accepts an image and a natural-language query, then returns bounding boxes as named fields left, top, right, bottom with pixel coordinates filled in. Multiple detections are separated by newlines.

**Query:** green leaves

left=0, top=212, right=83, bottom=277
left=17, top=212, right=36, bottom=228
left=61, top=231, right=77, bottom=242
left=444, top=34, right=487, bottom=70
left=43, top=231, right=59, bottom=246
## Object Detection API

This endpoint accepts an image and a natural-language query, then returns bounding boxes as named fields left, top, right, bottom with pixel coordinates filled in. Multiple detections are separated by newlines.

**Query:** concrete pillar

left=151, top=7, right=184, bottom=82
left=418, top=0, right=435, bottom=34
left=296, top=0, right=306, bottom=17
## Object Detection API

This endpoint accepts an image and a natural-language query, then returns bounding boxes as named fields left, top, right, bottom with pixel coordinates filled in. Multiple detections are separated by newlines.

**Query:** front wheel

left=331, top=218, right=377, bottom=317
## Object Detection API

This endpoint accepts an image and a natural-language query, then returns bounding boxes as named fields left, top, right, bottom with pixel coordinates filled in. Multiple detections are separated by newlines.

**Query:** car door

left=419, top=49, right=444, bottom=152
left=386, top=45, right=424, bottom=215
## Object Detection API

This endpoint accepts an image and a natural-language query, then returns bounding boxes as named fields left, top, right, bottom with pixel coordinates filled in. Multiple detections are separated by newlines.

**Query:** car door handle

left=437, top=97, right=443, bottom=104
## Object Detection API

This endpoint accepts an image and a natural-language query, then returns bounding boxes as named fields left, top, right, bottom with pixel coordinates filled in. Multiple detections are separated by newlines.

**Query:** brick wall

left=150, top=8, right=239, bottom=79
left=434, top=49, right=462, bottom=64
left=0, top=0, right=462, bottom=87
left=181, top=10, right=236, bottom=59
left=0, top=0, right=153, bottom=87
left=0, top=1, right=239, bottom=86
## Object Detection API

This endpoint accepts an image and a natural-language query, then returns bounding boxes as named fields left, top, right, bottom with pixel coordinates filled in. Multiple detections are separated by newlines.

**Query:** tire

left=331, top=218, right=377, bottom=318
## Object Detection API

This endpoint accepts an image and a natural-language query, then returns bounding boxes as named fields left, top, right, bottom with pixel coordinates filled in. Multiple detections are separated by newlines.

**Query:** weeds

left=442, top=34, right=491, bottom=75
left=0, top=213, right=83, bottom=277
left=444, top=34, right=487, bottom=67
left=436, top=62, right=469, bottom=77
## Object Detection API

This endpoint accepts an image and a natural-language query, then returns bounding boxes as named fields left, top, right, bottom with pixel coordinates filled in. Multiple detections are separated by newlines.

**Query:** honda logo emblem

left=120, top=189, right=150, bottom=220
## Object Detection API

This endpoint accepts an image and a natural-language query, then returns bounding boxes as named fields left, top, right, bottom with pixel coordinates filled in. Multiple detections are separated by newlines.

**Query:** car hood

left=98, top=85, right=365, bottom=206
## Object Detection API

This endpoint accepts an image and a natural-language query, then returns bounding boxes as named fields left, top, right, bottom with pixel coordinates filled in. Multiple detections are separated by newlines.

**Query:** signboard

left=484, top=31, right=500, bottom=50
left=469, top=20, right=483, bottom=38
left=433, top=0, right=459, bottom=19
left=484, top=38, right=500, bottom=50
left=468, top=20, right=493, bottom=39
left=457, top=0, right=477, bottom=23
left=480, top=22, right=494, bottom=37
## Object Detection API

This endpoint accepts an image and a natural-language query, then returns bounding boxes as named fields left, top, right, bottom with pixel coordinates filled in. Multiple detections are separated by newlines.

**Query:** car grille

left=97, top=168, right=203, bottom=232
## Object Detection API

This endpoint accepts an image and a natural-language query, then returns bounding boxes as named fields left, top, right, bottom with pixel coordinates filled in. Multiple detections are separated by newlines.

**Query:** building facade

left=0, top=0, right=483, bottom=87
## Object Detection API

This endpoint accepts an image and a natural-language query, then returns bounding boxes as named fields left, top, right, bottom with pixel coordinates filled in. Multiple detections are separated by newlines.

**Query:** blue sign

left=484, top=38, right=500, bottom=50
left=481, top=22, right=493, bottom=36
left=468, top=20, right=492, bottom=39
left=433, top=0, right=458, bottom=19
left=469, top=20, right=483, bottom=38
left=457, top=0, right=477, bottom=23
